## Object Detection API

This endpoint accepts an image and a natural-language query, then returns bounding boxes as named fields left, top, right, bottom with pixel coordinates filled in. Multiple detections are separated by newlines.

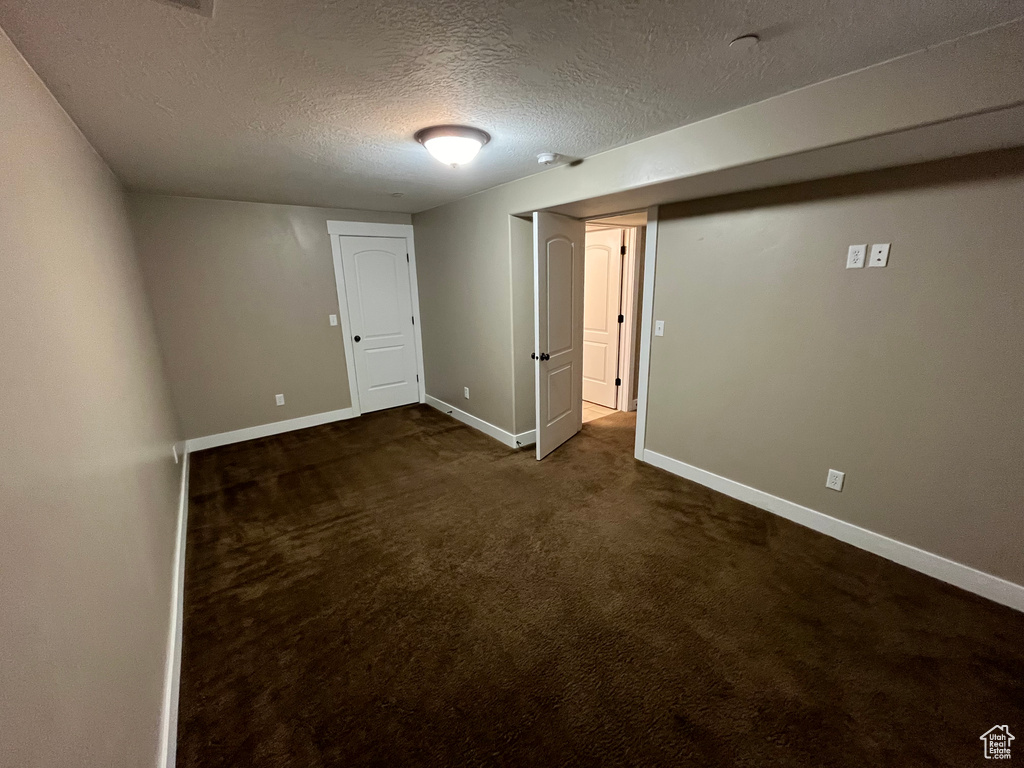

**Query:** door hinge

left=617, top=314, right=624, bottom=323
left=620, top=245, right=627, bottom=255
left=406, top=253, right=410, bottom=263
left=615, top=377, right=621, bottom=386
left=416, top=374, right=420, bottom=382
left=411, top=315, right=415, bottom=325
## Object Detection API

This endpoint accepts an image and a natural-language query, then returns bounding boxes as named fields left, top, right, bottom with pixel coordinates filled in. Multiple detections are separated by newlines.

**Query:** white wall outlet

left=329, top=314, right=338, bottom=326
left=846, top=245, right=866, bottom=269
left=869, top=243, right=890, bottom=267
left=826, top=469, right=845, bottom=492
left=654, top=320, right=665, bottom=337
left=275, top=393, right=285, bottom=406
left=464, top=386, right=470, bottom=399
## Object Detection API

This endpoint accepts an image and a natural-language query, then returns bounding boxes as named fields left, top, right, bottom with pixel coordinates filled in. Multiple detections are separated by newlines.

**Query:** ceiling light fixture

left=415, top=125, right=490, bottom=167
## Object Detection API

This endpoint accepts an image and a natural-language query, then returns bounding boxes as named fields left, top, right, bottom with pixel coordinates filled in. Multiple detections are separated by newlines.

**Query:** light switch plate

left=869, top=243, right=890, bottom=267
left=464, top=387, right=470, bottom=399
left=826, top=469, right=845, bottom=492
left=275, top=394, right=285, bottom=406
left=846, top=245, right=866, bottom=269
left=654, top=320, right=665, bottom=337
left=329, top=314, right=338, bottom=326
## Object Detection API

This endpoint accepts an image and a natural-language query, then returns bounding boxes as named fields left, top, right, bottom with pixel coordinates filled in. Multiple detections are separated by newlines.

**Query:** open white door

left=534, top=212, right=586, bottom=460
left=582, top=227, right=623, bottom=409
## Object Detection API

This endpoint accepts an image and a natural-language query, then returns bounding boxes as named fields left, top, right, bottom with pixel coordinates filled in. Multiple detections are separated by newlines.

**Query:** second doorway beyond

left=582, top=222, right=644, bottom=413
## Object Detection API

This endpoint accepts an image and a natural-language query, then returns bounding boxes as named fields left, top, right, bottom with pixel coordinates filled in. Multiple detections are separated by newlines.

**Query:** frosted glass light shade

left=415, top=126, right=490, bottom=167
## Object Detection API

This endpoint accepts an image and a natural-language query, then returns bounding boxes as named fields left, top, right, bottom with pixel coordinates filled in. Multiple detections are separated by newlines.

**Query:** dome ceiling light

left=415, top=125, right=491, bottom=167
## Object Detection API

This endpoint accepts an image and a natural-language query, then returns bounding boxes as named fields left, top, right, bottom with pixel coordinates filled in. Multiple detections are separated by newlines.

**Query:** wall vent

left=153, top=0, right=215, bottom=18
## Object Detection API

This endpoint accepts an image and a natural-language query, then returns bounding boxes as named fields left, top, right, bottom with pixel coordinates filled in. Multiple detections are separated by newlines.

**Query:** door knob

left=531, top=353, right=537, bottom=360
left=354, top=335, right=361, bottom=342
left=539, top=352, right=550, bottom=361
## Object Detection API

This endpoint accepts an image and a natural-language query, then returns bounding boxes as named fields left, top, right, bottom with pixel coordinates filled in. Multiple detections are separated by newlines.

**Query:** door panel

left=547, top=363, right=574, bottom=423
left=546, top=239, right=575, bottom=354
left=582, top=228, right=623, bottom=408
left=340, top=236, right=420, bottom=413
left=534, top=212, right=585, bottom=460
left=582, top=341, right=607, bottom=380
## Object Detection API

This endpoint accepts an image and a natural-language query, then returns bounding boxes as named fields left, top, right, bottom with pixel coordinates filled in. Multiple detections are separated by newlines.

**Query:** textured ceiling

left=1, top=0, right=1020, bottom=213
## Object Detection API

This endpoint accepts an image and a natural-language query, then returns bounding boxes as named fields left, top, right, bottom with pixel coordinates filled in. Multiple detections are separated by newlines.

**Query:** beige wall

left=128, top=194, right=410, bottom=440
left=0, top=30, right=181, bottom=768
left=415, top=195, right=519, bottom=431
left=647, top=150, right=1024, bottom=585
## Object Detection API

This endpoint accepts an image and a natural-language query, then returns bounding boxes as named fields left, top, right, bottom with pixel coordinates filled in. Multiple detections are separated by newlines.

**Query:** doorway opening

left=532, top=209, right=647, bottom=460
left=582, top=214, right=646, bottom=426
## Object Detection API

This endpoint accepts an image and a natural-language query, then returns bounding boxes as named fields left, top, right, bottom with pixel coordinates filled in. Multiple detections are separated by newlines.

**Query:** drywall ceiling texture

left=1, top=0, right=1021, bottom=214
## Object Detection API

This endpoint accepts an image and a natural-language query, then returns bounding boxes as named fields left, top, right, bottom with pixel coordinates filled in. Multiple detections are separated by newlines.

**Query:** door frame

left=633, top=206, right=658, bottom=460
left=532, top=206, right=658, bottom=461
left=615, top=226, right=642, bottom=413
left=326, top=221, right=426, bottom=417
left=581, top=224, right=625, bottom=410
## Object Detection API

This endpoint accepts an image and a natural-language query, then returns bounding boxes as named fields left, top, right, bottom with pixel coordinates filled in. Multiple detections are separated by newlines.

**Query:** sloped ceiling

left=0, top=0, right=1020, bottom=213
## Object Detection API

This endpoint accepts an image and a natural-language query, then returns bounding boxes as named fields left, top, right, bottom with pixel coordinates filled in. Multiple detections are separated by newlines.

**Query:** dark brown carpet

left=178, top=405, right=1023, bottom=767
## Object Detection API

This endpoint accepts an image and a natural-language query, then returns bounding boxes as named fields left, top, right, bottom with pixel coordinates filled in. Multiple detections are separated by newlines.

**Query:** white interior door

left=339, top=235, right=420, bottom=413
left=534, top=212, right=586, bottom=460
left=582, top=227, right=623, bottom=409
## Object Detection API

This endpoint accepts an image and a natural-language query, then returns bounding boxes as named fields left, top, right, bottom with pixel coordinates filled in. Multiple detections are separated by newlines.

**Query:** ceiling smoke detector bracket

left=537, top=152, right=559, bottom=165
left=152, top=0, right=216, bottom=18
left=729, top=33, right=760, bottom=50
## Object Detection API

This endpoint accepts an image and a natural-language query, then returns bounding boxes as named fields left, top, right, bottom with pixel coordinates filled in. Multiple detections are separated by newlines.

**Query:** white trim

left=532, top=213, right=543, bottom=456
left=425, top=395, right=531, bottom=449
left=184, top=408, right=355, bottom=452
left=643, top=449, right=1024, bottom=613
left=328, top=234, right=363, bottom=419
left=158, top=452, right=190, bottom=768
left=616, top=226, right=642, bottom=413
left=404, top=233, right=428, bottom=405
left=326, top=221, right=427, bottom=415
left=633, top=206, right=659, bottom=460
left=514, top=429, right=537, bottom=448
left=327, top=221, right=410, bottom=237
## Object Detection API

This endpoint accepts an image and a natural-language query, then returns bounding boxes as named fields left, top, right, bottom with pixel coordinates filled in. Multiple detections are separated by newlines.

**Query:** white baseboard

left=158, top=452, right=190, bottom=768
left=514, top=429, right=537, bottom=448
left=643, top=449, right=1024, bottom=613
left=425, top=395, right=530, bottom=449
left=184, top=407, right=355, bottom=453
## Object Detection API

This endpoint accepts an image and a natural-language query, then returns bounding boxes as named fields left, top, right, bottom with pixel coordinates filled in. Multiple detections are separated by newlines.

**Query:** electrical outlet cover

left=846, top=245, right=866, bottom=269
left=464, top=387, right=470, bottom=399
left=275, top=394, right=285, bottom=406
left=826, top=469, right=845, bottom=492
left=869, top=243, right=890, bottom=267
